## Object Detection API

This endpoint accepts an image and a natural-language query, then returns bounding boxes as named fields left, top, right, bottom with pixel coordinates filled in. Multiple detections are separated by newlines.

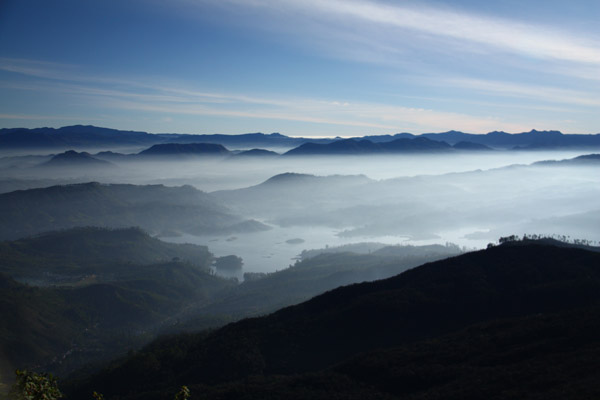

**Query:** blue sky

left=0, top=0, right=599, bottom=136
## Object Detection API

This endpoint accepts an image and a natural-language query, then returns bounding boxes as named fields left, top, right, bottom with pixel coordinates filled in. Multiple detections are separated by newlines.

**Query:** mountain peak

left=262, top=172, right=316, bottom=185
left=528, top=129, right=563, bottom=135
left=41, top=150, right=113, bottom=167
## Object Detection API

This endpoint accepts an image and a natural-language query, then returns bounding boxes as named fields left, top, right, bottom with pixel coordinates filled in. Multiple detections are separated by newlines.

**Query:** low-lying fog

left=2, top=149, right=599, bottom=276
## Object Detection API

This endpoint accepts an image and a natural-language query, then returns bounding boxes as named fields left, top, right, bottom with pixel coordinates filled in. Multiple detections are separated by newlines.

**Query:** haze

left=2, top=148, right=598, bottom=276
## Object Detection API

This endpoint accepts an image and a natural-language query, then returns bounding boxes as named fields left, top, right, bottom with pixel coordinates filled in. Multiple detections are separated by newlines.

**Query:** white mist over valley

left=2, top=146, right=598, bottom=278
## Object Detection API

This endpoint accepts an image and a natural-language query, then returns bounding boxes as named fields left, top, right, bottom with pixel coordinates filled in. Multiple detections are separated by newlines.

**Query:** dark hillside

left=0, top=182, right=267, bottom=240
left=183, top=244, right=463, bottom=327
left=1, top=262, right=235, bottom=379
left=0, top=227, right=213, bottom=284
left=66, top=242, right=600, bottom=399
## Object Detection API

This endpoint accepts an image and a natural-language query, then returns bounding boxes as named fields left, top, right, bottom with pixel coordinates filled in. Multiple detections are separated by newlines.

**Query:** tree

left=174, top=386, right=191, bottom=400
left=8, top=369, right=62, bottom=400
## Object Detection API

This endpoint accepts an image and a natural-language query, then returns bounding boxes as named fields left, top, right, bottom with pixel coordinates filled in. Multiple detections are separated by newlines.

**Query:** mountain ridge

left=64, top=241, right=600, bottom=399
left=3, top=125, right=600, bottom=151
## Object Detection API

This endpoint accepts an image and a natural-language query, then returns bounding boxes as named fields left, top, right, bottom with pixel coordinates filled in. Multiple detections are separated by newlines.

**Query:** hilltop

left=40, top=150, right=114, bottom=167
left=137, top=143, right=230, bottom=157
left=283, top=137, right=454, bottom=155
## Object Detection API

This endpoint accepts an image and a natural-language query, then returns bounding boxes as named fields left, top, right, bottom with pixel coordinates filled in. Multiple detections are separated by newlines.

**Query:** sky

left=0, top=0, right=599, bottom=137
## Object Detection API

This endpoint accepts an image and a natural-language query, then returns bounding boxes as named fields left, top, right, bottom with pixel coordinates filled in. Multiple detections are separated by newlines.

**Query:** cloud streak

left=3, top=55, right=595, bottom=134
left=214, top=0, right=600, bottom=66
left=446, top=78, right=600, bottom=108
left=0, top=57, right=533, bottom=133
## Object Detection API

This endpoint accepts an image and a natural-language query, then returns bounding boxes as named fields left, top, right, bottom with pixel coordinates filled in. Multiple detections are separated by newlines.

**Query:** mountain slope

left=66, top=242, right=600, bottom=399
left=0, top=226, right=213, bottom=284
left=181, top=244, right=463, bottom=329
left=0, top=182, right=268, bottom=240
left=534, top=153, right=600, bottom=166
left=211, top=172, right=373, bottom=220
left=284, top=137, right=452, bottom=156
left=0, top=227, right=237, bottom=383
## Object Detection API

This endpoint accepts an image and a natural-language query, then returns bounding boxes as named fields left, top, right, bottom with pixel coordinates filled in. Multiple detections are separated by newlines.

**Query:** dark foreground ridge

left=65, top=241, right=600, bottom=399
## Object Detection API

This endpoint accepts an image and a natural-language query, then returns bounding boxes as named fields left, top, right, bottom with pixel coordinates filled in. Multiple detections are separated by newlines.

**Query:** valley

left=0, top=126, right=599, bottom=399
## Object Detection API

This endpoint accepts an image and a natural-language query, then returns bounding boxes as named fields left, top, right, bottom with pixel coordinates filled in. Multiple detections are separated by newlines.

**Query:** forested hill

left=66, top=241, right=600, bottom=399
left=0, top=182, right=269, bottom=240
left=0, top=227, right=236, bottom=383
left=0, top=226, right=213, bottom=284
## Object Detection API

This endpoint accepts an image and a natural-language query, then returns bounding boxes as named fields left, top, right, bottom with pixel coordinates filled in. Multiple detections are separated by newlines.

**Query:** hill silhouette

left=0, top=125, right=157, bottom=148
left=211, top=173, right=373, bottom=221
left=0, top=226, right=213, bottom=284
left=534, top=153, right=600, bottom=166
left=3, top=125, right=600, bottom=150
left=232, top=149, right=280, bottom=157
left=40, top=150, right=114, bottom=167
left=284, top=137, right=452, bottom=155
left=0, top=182, right=268, bottom=240
left=137, top=143, right=230, bottom=157
left=65, top=241, right=600, bottom=399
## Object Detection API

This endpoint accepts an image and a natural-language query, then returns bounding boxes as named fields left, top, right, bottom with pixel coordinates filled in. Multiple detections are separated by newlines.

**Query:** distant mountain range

left=283, top=136, right=482, bottom=155
left=365, top=129, right=600, bottom=149
left=2, top=125, right=600, bottom=151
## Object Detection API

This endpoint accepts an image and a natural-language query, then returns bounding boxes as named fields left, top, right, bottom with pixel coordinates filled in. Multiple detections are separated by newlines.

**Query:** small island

left=214, top=255, right=243, bottom=271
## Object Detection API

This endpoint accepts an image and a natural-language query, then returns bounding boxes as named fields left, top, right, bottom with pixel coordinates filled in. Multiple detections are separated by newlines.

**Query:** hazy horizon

left=2, top=147, right=597, bottom=277
left=1, top=0, right=599, bottom=135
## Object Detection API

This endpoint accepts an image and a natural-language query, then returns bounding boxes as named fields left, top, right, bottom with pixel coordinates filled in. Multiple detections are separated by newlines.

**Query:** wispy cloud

left=181, top=0, right=600, bottom=80
left=0, top=57, right=533, bottom=133
left=446, top=78, right=600, bottom=108
left=60, top=82, right=534, bottom=133
left=254, top=0, right=600, bottom=64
